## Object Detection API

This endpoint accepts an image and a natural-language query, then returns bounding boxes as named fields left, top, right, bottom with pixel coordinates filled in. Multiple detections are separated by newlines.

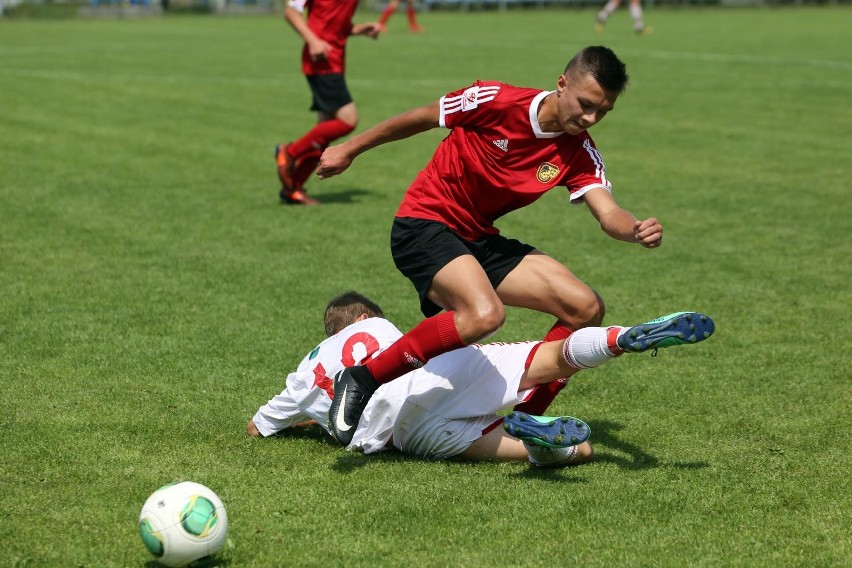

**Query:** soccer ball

left=138, top=481, right=228, bottom=567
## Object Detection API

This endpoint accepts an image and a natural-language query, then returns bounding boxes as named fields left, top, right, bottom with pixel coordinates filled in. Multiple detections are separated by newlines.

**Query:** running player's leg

left=596, top=0, right=622, bottom=29
left=330, top=224, right=504, bottom=445
left=629, top=0, right=650, bottom=34
left=497, top=252, right=605, bottom=331
left=377, top=0, right=399, bottom=30
left=279, top=76, right=355, bottom=203
left=498, top=252, right=605, bottom=413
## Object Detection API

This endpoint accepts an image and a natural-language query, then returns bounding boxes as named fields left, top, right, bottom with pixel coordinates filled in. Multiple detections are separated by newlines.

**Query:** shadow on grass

left=274, top=420, right=707, bottom=474
left=586, top=420, right=709, bottom=471
left=278, top=188, right=372, bottom=206
left=329, top=448, right=589, bottom=484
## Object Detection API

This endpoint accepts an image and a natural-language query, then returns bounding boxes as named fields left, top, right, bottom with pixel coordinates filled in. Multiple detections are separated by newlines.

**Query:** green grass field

left=1, top=6, right=850, bottom=567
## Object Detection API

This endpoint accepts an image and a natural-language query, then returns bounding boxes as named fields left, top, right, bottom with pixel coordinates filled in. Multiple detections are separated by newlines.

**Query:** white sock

left=562, top=326, right=624, bottom=369
left=630, top=4, right=644, bottom=28
left=525, top=442, right=578, bottom=467
left=598, top=1, right=618, bottom=20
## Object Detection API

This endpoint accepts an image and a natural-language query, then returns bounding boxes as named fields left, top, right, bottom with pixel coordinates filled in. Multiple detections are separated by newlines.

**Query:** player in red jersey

left=275, top=0, right=381, bottom=205
left=317, top=46, right=665, bottom=445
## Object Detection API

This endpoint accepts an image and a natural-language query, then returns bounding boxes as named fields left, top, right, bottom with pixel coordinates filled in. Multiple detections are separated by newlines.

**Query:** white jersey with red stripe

left=253, top=317, right=541, bottom=459
left=396, top=81, right=611, bottom=241
left=251, top=317, right=403, bottom=438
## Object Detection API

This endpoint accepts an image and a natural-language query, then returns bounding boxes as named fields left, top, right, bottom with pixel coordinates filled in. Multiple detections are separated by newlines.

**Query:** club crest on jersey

left=537, top=162, right=560, bottom=183
left=461, top=86, right=479, bottom=112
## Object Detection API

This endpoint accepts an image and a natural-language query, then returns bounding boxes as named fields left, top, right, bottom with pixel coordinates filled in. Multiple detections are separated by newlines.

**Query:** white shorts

left=351, top=342, right=538, bottom=459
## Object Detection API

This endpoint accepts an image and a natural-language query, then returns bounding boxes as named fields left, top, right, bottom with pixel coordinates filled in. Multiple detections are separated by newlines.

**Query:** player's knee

left=573, top=289, right=606, bottom=327
left=458, top=303, right=505, bottom=343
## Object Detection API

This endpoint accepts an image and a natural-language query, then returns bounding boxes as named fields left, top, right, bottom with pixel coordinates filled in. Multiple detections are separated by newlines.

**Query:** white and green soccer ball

left=138, top=481, right=228, bottom=567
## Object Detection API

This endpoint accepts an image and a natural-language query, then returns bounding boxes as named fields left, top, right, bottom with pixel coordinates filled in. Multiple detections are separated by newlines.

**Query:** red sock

left=511, top=321, right=574, bottom=415
left=513, top=378, right=569, bottom=416
left=289, top=119, right=354, bottom=159
left=406, top=5, right=417, bottom=25
left=365, top=312, right=464, bottom=384
left=606, top=326, right=624, bottom=355
left=379, top=5, right=394, bottom=25
left=543, top=321, right=572, bottom=342
left=292, top=148, right=323, bottom=189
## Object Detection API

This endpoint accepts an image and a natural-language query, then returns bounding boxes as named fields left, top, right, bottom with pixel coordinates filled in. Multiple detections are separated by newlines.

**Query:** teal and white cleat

left=617, top=312, right=715, bottom=353
left=503, top=412, right=590, bottom=448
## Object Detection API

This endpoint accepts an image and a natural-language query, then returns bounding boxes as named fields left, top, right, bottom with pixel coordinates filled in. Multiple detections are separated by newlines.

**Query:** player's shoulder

left=444, top=80, right=536, bottom=115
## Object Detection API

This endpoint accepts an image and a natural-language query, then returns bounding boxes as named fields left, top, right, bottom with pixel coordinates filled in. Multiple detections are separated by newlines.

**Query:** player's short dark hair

left=565, top=46, right=629, bottom=95
left=324, top=291, right=384, bottom=337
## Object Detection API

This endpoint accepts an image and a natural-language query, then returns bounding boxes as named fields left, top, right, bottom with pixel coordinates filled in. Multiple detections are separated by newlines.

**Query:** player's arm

left=351, top=22, right=381, bottom=39
left=583, top=187, right=663, bottom=248
left=316, top=102, right=440, bottom=179
left=284, top=3, right=330, bottom=62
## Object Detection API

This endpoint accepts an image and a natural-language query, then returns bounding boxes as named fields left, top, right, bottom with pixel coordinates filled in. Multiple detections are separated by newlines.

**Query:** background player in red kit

left=317, top=46, right=664, bottom=445
left=276, top=0, right=381, bottom=205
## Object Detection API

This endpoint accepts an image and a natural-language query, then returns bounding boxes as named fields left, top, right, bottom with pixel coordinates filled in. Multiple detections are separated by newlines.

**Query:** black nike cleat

left=328, top=365, right=380, bottom=446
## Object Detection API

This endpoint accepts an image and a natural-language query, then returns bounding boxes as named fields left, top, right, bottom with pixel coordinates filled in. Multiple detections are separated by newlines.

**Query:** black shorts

left=306, top=73, right=353, bottom=114
left=390, top=217, right=535, bottom=317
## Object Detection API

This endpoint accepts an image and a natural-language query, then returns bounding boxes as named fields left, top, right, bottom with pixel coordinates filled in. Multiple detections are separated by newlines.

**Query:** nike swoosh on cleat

left=335, top=385, right=354, bottom=432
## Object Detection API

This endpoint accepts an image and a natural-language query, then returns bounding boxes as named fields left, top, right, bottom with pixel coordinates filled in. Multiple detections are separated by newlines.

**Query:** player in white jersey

left=248, top=292, right=715, bottom=467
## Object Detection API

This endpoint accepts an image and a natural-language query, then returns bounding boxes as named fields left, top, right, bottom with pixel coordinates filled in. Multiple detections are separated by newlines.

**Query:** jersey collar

left=530, top=91, right=563, bottom=139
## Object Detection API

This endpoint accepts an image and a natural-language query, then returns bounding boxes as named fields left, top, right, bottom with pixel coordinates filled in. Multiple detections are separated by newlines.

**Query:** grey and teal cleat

left=617, top=312, right=715, bottom=353
left=503, top=412, right=591, bottom=448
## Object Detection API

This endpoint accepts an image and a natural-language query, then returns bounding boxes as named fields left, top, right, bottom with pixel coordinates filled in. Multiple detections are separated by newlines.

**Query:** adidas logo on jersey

left=403, top=352, right=424, bottom=369
left=493, top=139, right=508, bottom=152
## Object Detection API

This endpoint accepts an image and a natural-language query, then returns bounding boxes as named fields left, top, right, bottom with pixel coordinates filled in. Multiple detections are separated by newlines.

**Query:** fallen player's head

left=324, top=291, right=384, bottom=336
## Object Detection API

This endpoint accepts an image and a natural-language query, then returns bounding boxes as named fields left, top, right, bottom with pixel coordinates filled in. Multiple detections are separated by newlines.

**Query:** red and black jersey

left=289, top=0, right=358, bottom=76
left=396, top=81, right=612, bottom=241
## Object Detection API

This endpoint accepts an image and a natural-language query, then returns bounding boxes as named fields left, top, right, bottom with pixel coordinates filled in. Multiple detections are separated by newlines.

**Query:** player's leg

left=497, top=252, right=604, bottom=413
left=406, top=0, right=423, bottom=32
left=458, top=424, right=593, bottom=467
left=288, top=103, right=358, bottom=198
left=330, top=221, right=501, bottom=445
left=497, top=252, right=605, bottom=331
left=278, top=75, right=355, bottom=204
left=378, top=0, right=399, bottom=30
left=350, top=255, right=500, bottom=383
left=518, top=313, right=716, bottom=392
left=596, top=0, right=621, bottom=30
left=629, top=0, right=650, bottom=34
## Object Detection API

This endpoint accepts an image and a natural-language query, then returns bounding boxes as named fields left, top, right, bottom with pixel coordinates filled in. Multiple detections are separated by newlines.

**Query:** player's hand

left=308, top=38, right=331, bottom=61
left=633, top=218, right=663, bottom=248
left=353, top=22, right=382, bottom=39
left=316, top=146, right=353, bottom=180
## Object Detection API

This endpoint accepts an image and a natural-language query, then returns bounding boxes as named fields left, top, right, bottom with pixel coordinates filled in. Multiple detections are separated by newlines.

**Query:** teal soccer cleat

left=503, top=412, right=591, bottom=448
left=617, top=312, right=715, bottom=353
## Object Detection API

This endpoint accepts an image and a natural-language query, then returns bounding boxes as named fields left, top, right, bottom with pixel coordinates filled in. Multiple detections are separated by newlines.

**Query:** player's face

left=555, top=72, right=618, bottom=135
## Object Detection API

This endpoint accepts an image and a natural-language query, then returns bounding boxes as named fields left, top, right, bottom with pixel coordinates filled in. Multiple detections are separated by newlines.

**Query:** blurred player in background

left=276, top=0, right=381, bottom=205
left=247, top=292, right=715, bottom=467
left=317, top=46, right=666, bottom=445
left=377, top=0, right=424, bottom=33
left=595, top=0, right=652, bottom=35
